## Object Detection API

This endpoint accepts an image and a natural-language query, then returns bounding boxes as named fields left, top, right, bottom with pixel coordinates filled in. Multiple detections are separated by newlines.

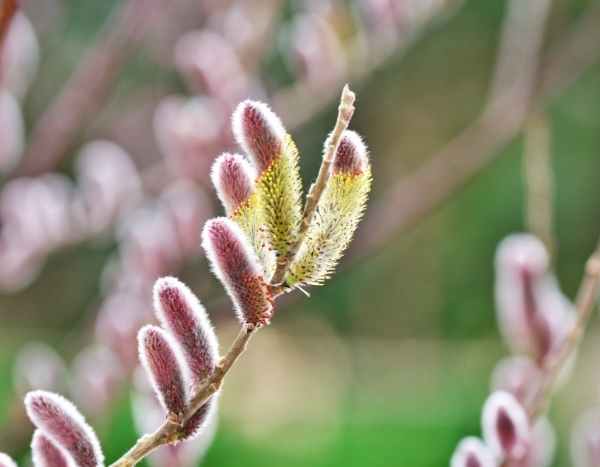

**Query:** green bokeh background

left=1, top=0, right=600, bottom=465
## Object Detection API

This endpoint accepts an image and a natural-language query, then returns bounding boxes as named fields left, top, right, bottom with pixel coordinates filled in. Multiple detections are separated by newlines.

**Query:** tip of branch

left=341, top=84, right=355, bottom=106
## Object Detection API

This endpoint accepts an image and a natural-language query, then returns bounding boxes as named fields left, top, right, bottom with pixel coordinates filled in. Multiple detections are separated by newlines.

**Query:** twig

left=523, top=112, right=555, bottom=256
left=500, top=241, right=600, bottom=467
left=15, top=0, right=152, bottom=177
left=110, top=325, right=256, bottom=467
left=270, top=85, right=356, bottom=285
left=354, top=0, right=600, bottom=255
left=528, top=242, right=600, bottom=420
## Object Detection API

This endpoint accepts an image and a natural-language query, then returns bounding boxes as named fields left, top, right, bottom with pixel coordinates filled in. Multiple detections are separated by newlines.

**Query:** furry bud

left=153, top=277, right=219, bottom=384
left=495, top=234, right=574, bottom=363
left=32, top=430, right=69, bottom=467
left=211, top=153, right=256, bottom=216
left=482, top=391, right=530, bottom=460
left=450, top=437, right=497, bottom=467
left=138, top=325, right=188, bottom=415
left=24, top=391, right=104, bottom=467
left=333, top=130, right=369, bottom=175
left=287, top=130, right=371, bottom=286
left=232, top=100, right=302, bottom=260
left=232, top=100, right=285, bottom=173
left=202, top=218, right=273, bottom=326
left=0, top=454, right=17, bottom=467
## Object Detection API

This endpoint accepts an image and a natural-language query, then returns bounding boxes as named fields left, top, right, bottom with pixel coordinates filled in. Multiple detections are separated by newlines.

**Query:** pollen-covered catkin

left=287, top=130, right=371, bottom=286
left=202, top=217, right=273, bottom=326
left=232, top=100, right=302, bottom=265
left=211, top=153, right=275, bottom=277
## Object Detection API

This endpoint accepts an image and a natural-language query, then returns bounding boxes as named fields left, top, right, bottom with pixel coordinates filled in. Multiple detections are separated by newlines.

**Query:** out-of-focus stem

left=523, top=112, right=555, bottom=256
left=110, top=325, right=256, bottom=467
left=16, top=0, right=152, bottom=176
left=502, top=241, right=600, bottom=467
left=529, top=242, right=600, bottom=419
left=355, top=0, right=600, bottom=256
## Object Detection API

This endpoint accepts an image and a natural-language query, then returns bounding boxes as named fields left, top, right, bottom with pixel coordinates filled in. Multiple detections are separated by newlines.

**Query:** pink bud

left=74, top=141, right=141, bottom=234
left=491, top=357, right=542, bottom=408
left=333, top=130, right=369, bottom=175
left=153, top=277, right=219, bottom=384
left=495, top=235, right=573, bottom=362
left=0, top=453, right=17, bottom=467
left=158, top=181, right=212, bottom=257
left=232, top=100, right=286, bottom=173
left=210, top=153, right=256, bottom=216
left=138, top=325, right=188, bottom=415
left=482, top=391, right=530, bottom=460
left=154, top=96, right=226, bottom=182
left=174, top=31, right=248, bottom=104
left=1, top=13, right=39, bottom=99
left=24, top=390, right=104, bottom=467
left=32, top=430, right=69, bottom=467
left=450, top=437, right=497, bottom=467
left=286, top=14, right=346, bottom=89
left=202, top=217, right=273, bottom=327
left=13, top=342, right=68, bottom=396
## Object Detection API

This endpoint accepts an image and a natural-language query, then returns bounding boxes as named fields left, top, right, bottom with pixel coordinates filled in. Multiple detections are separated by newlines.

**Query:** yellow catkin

left=255, top=135, right=303, bottom=268
left=232, top=194, right=275, bottom=279
left=286, top=167, right=372, bottom=286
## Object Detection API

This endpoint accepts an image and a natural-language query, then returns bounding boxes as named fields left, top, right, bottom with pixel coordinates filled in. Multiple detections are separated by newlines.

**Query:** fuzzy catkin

left=24, top=391, right=104, bottom=467
left=287, top=130, right=371, bottom=286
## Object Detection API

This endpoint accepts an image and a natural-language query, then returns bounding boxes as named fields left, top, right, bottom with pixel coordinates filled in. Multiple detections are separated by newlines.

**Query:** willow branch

left=354, top=1, right=600, bottom=255
left=528, top=242, right=600, bottom=420
left=270, top=85, right=356, bottom=285
left=501, top=241, right=600, bottom=467
left=15, top=0, right=152, bottom=177
left=110, top=324, right=256, bottom=467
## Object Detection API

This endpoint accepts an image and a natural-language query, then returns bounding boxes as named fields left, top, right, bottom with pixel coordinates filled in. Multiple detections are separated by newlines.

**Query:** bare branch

left=15, top=0, right=153, bottom=176
left=354, top=0, right=600, bottom=255
left=110, top=325, right=256, bottom=467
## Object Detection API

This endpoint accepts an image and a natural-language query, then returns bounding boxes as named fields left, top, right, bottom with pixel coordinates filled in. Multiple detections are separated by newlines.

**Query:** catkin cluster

left=6, top=90, right=372, bottom=467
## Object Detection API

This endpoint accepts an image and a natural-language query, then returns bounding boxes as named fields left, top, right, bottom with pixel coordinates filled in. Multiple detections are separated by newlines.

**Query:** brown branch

left=270, top=85, right=356, bottom=285
left=110, top=325, right=256, bottom=467
left=354, top=0, right=600, bottom=255
left=15, top=0, right=152, bottom=177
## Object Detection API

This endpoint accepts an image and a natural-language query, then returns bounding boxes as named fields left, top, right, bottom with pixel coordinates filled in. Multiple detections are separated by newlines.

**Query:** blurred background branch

left=355, top=0, right=600, bottom=255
